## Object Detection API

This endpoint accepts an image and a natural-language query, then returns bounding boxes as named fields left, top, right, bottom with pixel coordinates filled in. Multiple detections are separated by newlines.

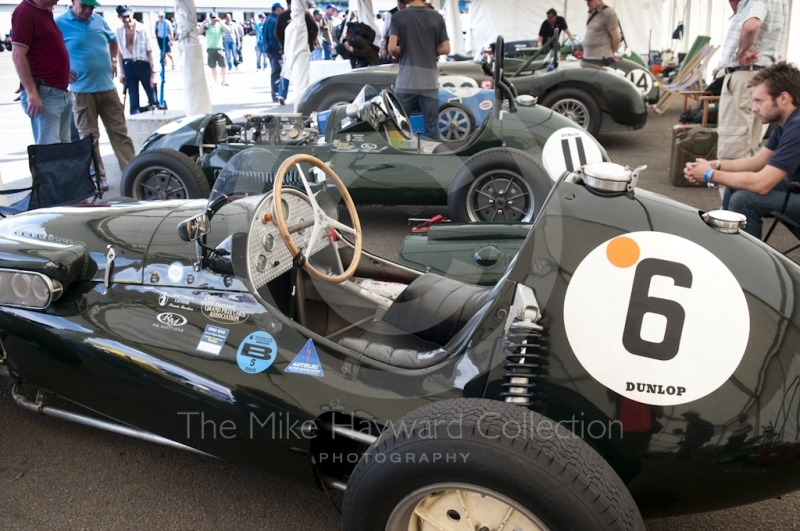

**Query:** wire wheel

left=549, top=97, right=590, bottom=128
left=386, top=483, right=549, bottom=531
left=132, top=166, right=190, bottom=200
left=466, top=169, right=535, bottom=222
left=437, top=103, right=475, bottom=141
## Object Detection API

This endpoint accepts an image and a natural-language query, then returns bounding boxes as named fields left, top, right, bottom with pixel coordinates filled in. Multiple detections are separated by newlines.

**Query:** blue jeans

left=278, top=77, right=289, bottom=100
left=20, top=86, right=73, bottom=144
left=224, top=40, right=238, bottom=70
left=256, top=43, right=268, bottom=69
left=728, top=178, right=800, bottom=238
left=323, top=41, right=331, bottom=60
left=122, top=59, right=157, bottom=114
left=395, top=89, right=439, bottom=139
left=268, top=51, right=282, bottom=101
left=311, top=47, right=323, bottom=61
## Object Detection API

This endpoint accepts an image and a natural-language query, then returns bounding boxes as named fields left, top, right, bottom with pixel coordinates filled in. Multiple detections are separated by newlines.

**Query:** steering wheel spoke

left=272, top=154, right=363, bottom=283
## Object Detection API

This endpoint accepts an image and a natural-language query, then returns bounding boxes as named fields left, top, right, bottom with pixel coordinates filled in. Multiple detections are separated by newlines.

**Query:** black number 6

left=622, top=258, right=692, bottom=361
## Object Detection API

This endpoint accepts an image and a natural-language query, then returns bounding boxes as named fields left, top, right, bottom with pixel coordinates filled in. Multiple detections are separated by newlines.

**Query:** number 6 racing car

left=2, top=143, right=800, bottom=529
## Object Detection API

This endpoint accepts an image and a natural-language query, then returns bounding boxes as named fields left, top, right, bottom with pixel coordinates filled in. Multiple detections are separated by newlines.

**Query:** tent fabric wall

left=469, top=0, right=665, bottom=58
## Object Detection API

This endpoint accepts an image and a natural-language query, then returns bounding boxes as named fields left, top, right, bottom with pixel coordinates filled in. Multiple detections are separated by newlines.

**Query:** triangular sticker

left=285, top=338, right=324, bottom=377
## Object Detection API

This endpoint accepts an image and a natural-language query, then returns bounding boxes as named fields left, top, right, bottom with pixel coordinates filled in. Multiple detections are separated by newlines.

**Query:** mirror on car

left=177, top=213, right=211, bottom=242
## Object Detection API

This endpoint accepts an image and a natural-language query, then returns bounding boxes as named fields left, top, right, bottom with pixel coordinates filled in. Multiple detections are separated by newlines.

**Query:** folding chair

left=763, top=182, right=800, bottom=255
left=0, top=135, right=102, bottom=217
left=654, top=45, right=718, bottom=115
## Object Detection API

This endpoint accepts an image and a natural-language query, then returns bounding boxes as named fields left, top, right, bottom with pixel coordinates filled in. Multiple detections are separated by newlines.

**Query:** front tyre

left=539, top=88, right=602, bottom=136
left=343, top=399, right=644, bottom=531
left=121, top=148, right=210, bottom=201
left=447, top=148, right=551, bottom=223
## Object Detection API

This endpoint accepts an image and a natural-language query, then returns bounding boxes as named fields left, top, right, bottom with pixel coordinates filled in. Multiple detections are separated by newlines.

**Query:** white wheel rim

left=386, top=483, right=549, bottom=531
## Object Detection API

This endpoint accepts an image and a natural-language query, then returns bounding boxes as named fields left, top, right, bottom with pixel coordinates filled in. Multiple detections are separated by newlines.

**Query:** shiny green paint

left=4, top=177, right=800, bottom=517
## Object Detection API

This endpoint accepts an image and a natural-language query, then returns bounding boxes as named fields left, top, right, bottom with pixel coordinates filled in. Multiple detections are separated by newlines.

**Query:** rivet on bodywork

left=150, top=272, right=160, bottom=283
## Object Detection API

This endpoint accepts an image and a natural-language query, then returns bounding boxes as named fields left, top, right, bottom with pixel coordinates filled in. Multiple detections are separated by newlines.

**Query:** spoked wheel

left=386, top=483, right=548, bottom=531
left=437, top=103, right=476, bottom=141
left=121, top=148, right=210, bottom=200
left=539, top=88, right=602, bottom=135
left=466, top=169, right=534, bottom=222
left=550, top=98, right=589, bottom=124
left=447, top=147, right=552, bottom=223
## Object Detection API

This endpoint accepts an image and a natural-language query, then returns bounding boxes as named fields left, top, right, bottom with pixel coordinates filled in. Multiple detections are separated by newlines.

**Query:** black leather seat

left=339, top=273, right=493, bottom=369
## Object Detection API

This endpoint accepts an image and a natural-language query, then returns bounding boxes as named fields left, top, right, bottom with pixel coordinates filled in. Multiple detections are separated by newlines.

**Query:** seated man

left=684, top=62, right=800, bottom=238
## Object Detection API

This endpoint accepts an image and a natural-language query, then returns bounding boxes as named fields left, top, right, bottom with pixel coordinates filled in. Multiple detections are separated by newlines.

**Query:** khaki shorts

left=207, top=48, right=225, bottom=68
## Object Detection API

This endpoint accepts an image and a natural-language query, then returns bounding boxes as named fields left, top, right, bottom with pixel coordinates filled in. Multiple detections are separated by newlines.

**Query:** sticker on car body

left=167, top=262, right=184, bottom=283
left=541, top=127, right=604, bottom=181
left=201, top=294, right=248, bottom=324
left=196, top=324, right=229, bottom=355
left=284, top=338, right=324, bottom=377
left=237, top=332, right=277, bottom=374
left=563, top=232, right=750, bottom=406
left=626, top=69, right=654, bottom=94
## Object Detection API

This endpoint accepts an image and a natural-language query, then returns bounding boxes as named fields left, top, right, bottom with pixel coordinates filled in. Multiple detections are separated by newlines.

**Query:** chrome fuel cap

left=702, top=210, right=747, bottom=234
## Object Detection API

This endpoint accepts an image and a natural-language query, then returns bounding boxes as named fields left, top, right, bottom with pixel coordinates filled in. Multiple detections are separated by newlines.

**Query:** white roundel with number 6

left=563, top=232, right=750, bottom=406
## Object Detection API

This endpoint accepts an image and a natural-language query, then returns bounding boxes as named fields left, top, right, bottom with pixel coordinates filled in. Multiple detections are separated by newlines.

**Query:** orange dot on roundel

left=606, top=237, right=640, bottom=268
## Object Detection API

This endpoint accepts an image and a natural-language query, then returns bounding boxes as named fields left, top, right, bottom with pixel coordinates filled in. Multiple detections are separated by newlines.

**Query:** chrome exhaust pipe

left=11, top=382, right=213, bottom=458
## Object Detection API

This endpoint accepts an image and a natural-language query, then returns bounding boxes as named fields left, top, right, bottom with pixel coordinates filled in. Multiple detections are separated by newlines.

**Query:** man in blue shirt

left=265, top=3, right=284, bottom=103
left=56, top=0, right=134, bottom=189
left=684, top=62, right=800, bottom=237
left=255, top=13, right=267, bottom=71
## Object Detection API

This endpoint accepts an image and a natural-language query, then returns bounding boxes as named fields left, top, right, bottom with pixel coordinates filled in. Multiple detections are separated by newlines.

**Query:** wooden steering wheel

left=273, top=154, right=363, bottom=283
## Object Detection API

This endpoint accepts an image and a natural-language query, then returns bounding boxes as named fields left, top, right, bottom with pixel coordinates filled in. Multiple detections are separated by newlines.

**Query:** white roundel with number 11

left=563, top=232, right=750, bottom=406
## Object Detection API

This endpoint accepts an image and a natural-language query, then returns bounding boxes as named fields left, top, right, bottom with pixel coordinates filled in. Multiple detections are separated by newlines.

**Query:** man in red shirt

left=11, top=0, right=73, bottom=144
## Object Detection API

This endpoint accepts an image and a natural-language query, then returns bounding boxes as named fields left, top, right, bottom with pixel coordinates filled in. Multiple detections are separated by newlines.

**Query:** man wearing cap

left=323, top=4, right=338, bottom=59
left=255, top=13, right=267, bottom=71
left=154, top=12, right=175, bottom=70
left=116, top=5, right=158, bottom=113
left=56, top=0, right=134, bottom=190
left=265, top=3, right=283, bottom=102
left=11, top=0, right=72, bottom=144
left=201, top=12, right=230, bottom=86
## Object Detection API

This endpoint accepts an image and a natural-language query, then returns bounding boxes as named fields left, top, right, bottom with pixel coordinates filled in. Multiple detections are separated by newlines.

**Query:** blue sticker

left=285, top=339, right=324, bottom=377
left=196, top=324, right=229, bottom=355
left=236, top=331, right=277, bottom=374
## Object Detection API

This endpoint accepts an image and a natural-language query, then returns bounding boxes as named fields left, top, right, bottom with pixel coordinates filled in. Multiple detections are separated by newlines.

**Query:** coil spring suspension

left=501, top=314, right=549, bottom=413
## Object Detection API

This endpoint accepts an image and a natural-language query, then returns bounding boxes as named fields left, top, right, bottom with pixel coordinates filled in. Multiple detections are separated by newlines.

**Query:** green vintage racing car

left=124, top=46, right=607, bottom=223
left=3, top=147, right=800, bottom=528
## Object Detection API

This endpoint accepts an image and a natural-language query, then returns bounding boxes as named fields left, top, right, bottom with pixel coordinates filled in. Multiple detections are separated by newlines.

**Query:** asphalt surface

left=2, top=44, right=800, bottom=530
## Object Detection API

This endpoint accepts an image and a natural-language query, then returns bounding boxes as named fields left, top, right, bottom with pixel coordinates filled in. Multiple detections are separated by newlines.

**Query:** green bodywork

left=139, top=97, right=606, bottom=209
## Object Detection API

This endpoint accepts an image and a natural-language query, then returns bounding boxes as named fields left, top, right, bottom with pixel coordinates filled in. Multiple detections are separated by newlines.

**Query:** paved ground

left=1, top=44, right=799, bottom=529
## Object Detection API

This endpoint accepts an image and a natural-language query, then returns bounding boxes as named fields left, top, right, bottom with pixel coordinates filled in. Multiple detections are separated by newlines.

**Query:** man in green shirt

left=201, top=12, right=229, bottom=85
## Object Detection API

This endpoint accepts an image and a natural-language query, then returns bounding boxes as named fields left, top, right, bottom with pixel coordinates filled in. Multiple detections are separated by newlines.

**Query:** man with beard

left=684, top=62, right=800, bottom=238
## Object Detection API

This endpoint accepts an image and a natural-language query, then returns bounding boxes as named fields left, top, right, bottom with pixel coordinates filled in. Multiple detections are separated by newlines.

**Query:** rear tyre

left=447, top=147, right=551, bottom=223
left=539, top=88, right=602, bottom=136
left=342, top=399, right=645, bottom=531
left=437, top=102, right=476, bottom=141
left=122, top=148, right=210, bottom=201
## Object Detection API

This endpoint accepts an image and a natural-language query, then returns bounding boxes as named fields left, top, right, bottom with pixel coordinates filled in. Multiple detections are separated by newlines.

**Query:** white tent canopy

left=467, top=0, right=798, bottom=70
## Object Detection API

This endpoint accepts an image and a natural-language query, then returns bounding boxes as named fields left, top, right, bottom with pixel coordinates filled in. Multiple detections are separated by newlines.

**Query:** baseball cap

left=258, top=12, right=266, bottom=17
left=209, top=11, right=218, bottom=18
left=80, top=0, right=101, bottom=6
left=116, top=4, right=133, bottom=16
left=326, top=4, right=337, bottom=9
left=272, top=3, right=283, bottom=9
left=313, top=8, right=321, bottom=14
